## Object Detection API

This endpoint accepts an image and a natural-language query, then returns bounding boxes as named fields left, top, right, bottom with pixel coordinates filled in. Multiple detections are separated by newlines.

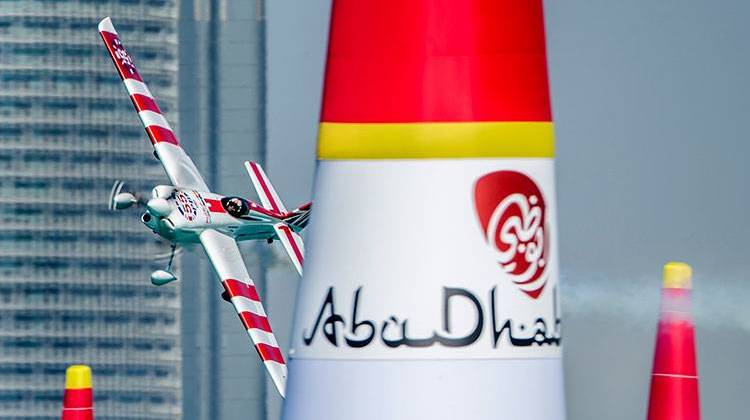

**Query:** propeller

left=108, top=180, right=145, bottom=210
left=108, top=181, right=176, bottom=217
left=108, top=181, right=184, bottom=287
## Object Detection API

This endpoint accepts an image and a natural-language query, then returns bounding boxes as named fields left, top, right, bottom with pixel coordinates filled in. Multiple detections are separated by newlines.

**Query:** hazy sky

left=265, top=1, right=750, bottom=418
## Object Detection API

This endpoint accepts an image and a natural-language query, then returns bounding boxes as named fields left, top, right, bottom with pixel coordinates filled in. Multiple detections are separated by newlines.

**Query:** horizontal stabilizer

left=272, top=223, right=304, bottom=276
left=245, top=161, right=287, bottom=214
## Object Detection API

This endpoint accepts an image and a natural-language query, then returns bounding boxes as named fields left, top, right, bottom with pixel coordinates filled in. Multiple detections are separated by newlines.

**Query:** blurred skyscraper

left=0, top=1, right=181, bottom=418
left=179, top=1, right=269, bottom=419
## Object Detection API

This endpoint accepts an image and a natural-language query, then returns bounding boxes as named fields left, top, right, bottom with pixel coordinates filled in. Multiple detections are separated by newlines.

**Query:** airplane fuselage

left=141, top=186, right=292, bottom=244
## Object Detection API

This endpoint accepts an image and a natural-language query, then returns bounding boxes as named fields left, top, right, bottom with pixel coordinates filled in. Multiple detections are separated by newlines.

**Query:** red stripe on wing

left=145, top=125, right=179, bottom=145
left=238, top=311, right=272, bottom=333
left=222, top=278, right=285, bottom=363
left=130, top=93, right=161, bottom=113
left=99, top=30, right=143, bottom=82
left=222, top=279, right=260, bottom=301
left=256, top=343, right=285, bottom=364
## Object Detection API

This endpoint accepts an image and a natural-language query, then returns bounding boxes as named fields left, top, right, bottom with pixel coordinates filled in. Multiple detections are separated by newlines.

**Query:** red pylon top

left=321, top=0, right=551, bottom=123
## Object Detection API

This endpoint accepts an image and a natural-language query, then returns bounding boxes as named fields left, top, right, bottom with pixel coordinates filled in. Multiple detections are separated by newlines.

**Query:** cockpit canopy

left=221, top=196, right=250, bottom=218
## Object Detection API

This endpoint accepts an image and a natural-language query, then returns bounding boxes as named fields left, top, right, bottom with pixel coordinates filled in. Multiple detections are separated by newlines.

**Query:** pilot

left=225, top=197, right=246, bottom=217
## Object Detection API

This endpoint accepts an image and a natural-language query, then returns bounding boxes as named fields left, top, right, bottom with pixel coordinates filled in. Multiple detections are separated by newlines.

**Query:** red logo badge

left=474, top=171, right=550, bottom=299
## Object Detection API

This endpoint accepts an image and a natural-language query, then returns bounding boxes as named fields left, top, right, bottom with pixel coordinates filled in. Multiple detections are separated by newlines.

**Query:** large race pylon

left=61, top=365, right=93, bottom=420
left=647, top=262, right=701, bottom=420
left=283, top=1, right=564, bottom=419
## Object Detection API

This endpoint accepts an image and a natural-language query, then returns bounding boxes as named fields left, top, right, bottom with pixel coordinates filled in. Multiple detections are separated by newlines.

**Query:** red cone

left=61, top=365, right=93, bottom=420
left=647, top=262, right=700, bottom=420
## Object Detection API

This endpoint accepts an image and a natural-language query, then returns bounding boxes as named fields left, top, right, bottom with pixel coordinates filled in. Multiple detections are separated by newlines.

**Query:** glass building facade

left=0, top=1, right=181, bottom=418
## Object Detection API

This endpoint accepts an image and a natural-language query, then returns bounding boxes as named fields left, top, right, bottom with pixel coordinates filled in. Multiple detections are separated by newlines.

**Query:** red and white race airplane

left=98, top=17, right=309, bottom=397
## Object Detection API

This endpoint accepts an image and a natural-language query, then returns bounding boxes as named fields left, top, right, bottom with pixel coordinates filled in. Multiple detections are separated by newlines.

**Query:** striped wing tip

left=98, top=17, right=116, bottom=34
left=266, top=361, right=288, bottom=398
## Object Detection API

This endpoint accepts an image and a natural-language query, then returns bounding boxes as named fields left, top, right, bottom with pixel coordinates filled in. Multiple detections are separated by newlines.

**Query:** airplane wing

left=98, top=17, right=209, bottom=192
left=199, top=229, right=287, bottom=397
left=272, top=222, right=304, bottom=276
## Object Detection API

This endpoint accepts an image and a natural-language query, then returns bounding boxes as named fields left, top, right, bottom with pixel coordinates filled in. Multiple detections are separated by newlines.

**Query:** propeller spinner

left=108, top=180, right=141, bottom=210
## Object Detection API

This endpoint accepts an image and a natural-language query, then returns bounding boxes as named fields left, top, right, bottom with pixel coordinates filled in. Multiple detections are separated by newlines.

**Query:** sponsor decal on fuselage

left=175, top=190, right=199, bottom=222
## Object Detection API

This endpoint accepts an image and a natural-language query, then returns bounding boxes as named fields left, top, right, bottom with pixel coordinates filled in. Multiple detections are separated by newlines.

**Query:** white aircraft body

left=98, top=17, right=309, bottom=397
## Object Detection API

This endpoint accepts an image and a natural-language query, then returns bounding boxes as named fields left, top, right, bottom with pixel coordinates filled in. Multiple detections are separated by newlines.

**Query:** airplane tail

left=244, top=161, right=310, bottom=276
left=244, top=161, right=288, bottom=214
left=282, top=201, right=312, bottom=230
left=244, top=161, right=311, bottom=225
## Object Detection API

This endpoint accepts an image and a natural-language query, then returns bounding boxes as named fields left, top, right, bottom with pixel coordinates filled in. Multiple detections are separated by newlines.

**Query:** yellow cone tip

left=663, top=261, right=692, bottom=289
left=65, top=365, right=92, bottom=390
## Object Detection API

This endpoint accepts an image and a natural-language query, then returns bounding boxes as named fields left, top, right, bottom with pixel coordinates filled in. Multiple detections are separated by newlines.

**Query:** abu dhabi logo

left=474, top=171, right=550, bottom=299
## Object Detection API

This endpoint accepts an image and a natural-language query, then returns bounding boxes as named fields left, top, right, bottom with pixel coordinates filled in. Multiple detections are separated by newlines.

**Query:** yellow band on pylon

left=663, top=261, right=692, bottom=289
left=317, top=122, right=555, bottom=159
left=65, top=365, right=92, bottom=390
